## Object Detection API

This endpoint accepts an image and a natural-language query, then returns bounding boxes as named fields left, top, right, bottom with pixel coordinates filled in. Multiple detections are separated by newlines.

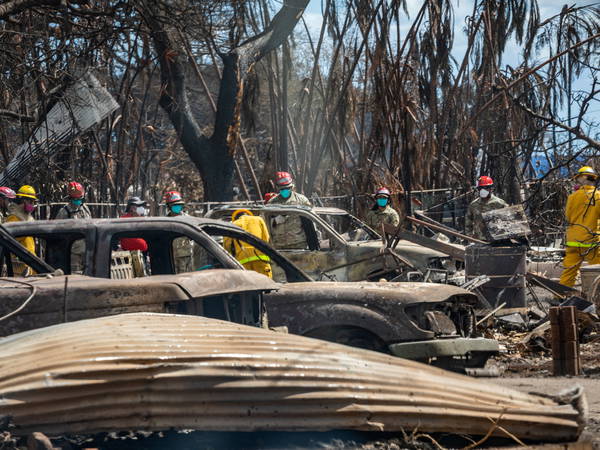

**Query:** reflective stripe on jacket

left=237, top=254, right=271, bottom=265
left=566, top=241, right=595, bottom=248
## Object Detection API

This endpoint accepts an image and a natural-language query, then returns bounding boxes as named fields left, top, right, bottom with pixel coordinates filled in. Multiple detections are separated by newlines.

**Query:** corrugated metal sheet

left=0, top=71, right=119, bottom=185
left=0, top=313, right=584, bottom=441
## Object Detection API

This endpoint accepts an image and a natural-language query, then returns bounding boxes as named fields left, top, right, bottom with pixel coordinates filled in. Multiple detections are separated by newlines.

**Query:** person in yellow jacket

left=224, top=209, right=272, bottom=278
left=559, top=166, right=600, bottom=287
left=6, top=185, right=38, bottom=276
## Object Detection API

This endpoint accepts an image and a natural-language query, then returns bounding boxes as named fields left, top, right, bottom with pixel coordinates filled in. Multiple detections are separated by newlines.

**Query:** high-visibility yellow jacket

left=565, top=185, right=600, bottom=247
left=224, top=215, right=270, bottom=265
left=6, top=204, right=36, bottom=276
left=6, top=205, right=35, bottom=255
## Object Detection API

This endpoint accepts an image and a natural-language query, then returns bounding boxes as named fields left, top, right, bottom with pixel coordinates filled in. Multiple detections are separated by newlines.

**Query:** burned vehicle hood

left=0, top=312, right=583, bottom=442
left=272, top=281, right=477, bottom=305
left=351, top=240, right=447, bottom=263
left=0, top=270, right=278, bottom=337
left=142, top=270, right=278, bottom=297
left=265, top=282, right=479, bottom=343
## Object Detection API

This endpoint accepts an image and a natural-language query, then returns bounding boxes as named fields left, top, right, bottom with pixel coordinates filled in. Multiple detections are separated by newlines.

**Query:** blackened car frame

left=205, top=204, right=459, bottom=282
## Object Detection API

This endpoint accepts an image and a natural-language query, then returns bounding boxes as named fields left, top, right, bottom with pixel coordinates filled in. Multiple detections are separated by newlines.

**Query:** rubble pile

left=485, top=306, right=600, bottom=377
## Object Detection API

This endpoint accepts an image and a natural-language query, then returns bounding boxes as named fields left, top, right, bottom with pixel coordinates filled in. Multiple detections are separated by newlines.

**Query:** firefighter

left=267, top=171, right=311, bottom=206
left=267, top=172, right=311, bottom=249
left=559, top=166, right=600, bottom=287
left=0, top=187, right=16, bottom=223
left=365, top=187, right=400, bottom=232
left=224, top=209, right=272, bottom=278
left=54, top=181, right=91, bottom=273
left=164, top=190, right=186, bottom=217
left=6, top=185, right=38, bottom=275
left=164, top=190, right=194, bottom=273
left=55, top=182, right=91, bottom=220
left=465, top=176, right=508, bottom=241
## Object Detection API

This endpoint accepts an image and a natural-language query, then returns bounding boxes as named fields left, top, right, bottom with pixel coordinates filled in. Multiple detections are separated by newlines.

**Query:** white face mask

left=135, top=206, right=147, bottom=216
left=479, top=189, right=490, bottom=199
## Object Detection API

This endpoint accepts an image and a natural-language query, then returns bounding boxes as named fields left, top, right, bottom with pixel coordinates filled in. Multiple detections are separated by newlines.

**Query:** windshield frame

left=316, top=211, right=381, bottom=242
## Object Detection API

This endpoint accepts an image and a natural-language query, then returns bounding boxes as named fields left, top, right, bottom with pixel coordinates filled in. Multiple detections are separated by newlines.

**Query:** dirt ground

left=486, top=338, right=600, bottom=446
left=493, top=376, right=600, bottom=445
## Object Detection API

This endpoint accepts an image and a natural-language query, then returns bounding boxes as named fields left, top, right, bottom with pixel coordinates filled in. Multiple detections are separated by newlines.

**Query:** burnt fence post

left=550, top=306, right=581, bottom=376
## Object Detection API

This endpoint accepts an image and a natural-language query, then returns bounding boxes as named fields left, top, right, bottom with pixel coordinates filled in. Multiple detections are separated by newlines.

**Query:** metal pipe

left=406, top=216, right=487, bottom=244
left=476, top=302, right=507, bottom=326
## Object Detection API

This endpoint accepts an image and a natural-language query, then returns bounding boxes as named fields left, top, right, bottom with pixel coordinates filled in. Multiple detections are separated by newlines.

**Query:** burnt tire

left=305, top=326, right=386, bottom=353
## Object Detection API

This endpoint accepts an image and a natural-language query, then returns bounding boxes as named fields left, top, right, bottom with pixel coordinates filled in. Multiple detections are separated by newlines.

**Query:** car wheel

left=305, top=326, right=386, bottom=353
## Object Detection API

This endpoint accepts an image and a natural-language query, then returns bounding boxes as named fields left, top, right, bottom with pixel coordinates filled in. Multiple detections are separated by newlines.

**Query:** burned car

left=205, top=204, right=457, bottom=282
left=1, top=217, right=498, bottom=368
left=0, top=222, right=275, bottom=336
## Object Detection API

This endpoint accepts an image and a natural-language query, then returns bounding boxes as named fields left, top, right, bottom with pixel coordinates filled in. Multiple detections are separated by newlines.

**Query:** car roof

left=1, top=216, right=228, bottom=232
left=208, top=204, right=313, bottom=213
left=313, top=206, right=348, bottom=215
left=207, top=204, right=353, bottom=217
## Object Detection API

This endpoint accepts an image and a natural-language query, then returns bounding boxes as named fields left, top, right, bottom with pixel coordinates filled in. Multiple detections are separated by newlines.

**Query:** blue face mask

left=170, top=204, right=184, bottom=215
left=71, top=199, right=83, bottom=207
left=377, top=198, right=388, bottom=207
left=280, top=189, right=292, bottom=199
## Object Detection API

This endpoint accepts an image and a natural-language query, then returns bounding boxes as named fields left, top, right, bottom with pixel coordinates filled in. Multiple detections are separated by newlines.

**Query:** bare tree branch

left=514, top=99, right=600, bottom=150
left=0, top=0, right=63, bottom=18
left=0, top=109, right=35, bottom=121
left=236, top=0, right=309, bottom=71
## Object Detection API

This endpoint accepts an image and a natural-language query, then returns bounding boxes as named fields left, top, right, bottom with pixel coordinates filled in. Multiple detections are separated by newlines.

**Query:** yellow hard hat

left=16, top=185, right=38, bottom=200
left=575, top=166, right=598, bottom=178
left=231, top=209, right=253, bottom=222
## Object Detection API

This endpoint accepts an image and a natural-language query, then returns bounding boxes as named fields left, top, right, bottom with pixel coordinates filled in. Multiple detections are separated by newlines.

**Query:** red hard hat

left=67, top=181, right=85, bottom=198
left=477, top=176, right=494, bottom=187
left=375, top=187, right=391, bottom=197
left=264, top=192, right=276, bottom=203
left=275, top=171, right=294, bottom=188
left=0, top=187, right=16, bottom=199
left=164, top=190, right=184, bottom=205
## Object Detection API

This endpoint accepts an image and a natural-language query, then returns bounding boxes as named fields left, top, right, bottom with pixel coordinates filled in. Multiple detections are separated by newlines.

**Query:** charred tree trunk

left=140, top=0, right=308, bottom=201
